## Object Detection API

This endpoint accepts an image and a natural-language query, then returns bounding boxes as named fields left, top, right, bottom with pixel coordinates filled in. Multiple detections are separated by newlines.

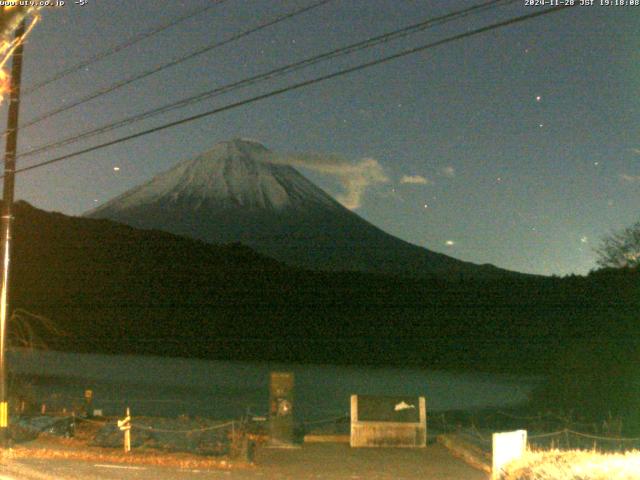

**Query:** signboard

left=357, top=395, right=421, bottom=423
left=350, top=395, right=426, bottom=448
left=269, top=372, right=294, bottom=446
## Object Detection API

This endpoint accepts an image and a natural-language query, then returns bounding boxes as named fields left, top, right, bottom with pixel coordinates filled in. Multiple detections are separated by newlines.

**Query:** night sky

left=4, top=0, right=639, bottom=276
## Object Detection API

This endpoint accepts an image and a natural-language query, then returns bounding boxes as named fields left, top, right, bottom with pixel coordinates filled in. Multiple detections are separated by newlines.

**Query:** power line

left=12, top=5, right=574, bottom=177
left=19, top=0, right=333, bottom=130
left=19, top=0, right=514, bottom=160
left=22, top=1, right=228, bottom=96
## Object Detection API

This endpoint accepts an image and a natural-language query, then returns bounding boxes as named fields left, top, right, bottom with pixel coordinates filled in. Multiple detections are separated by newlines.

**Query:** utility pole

left=0, top=18, right=26, bottom=445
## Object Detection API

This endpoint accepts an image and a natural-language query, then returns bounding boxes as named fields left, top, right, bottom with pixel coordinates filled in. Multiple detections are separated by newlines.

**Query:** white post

left=124, top=407, right=131, bottom=453
left=118, top=407, right=132, bottom=453
left=492, top=429, right=527, bottom=480
left=349, top=395, right=358, bottom=448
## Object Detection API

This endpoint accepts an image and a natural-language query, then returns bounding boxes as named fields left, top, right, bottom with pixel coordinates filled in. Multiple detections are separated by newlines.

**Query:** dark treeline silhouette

left=7, top=201, right=640, bottom=420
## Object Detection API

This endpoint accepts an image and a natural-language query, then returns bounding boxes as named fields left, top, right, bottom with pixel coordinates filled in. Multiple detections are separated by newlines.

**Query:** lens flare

left=0, top=8, right=40, bottom=103
left=0, top=68, right=9, bottom=103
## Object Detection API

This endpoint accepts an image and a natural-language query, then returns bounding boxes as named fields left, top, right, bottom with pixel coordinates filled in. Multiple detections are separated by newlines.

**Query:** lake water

left=7, top=349, right=539, bottom=422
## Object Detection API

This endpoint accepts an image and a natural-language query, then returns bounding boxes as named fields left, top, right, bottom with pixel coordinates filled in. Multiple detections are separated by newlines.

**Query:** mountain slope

left=86, top=138, right=521, bottom=280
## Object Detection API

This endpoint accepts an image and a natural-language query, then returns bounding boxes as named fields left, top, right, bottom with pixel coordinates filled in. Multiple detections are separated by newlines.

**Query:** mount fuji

left=85, top=139, right=518, bottom=280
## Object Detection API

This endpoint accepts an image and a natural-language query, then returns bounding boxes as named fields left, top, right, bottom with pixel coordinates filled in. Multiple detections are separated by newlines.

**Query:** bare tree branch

left=595, top=222, right=640, bottom=269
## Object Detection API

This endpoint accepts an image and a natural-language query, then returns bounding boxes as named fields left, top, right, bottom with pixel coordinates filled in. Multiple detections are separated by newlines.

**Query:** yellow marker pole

left=0, top=401, right=7, bottom=428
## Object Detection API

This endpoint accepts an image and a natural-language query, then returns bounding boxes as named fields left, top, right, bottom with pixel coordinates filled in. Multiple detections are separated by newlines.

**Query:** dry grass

left=501, top=449, right=640, bottom=480
left=0, top=420, right=253, bottom=471
left=3, top=443, right=242, bottom=470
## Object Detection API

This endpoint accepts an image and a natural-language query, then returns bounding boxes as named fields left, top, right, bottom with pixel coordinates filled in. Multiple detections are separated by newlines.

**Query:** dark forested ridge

left=8, top=201, right=639, bottom=382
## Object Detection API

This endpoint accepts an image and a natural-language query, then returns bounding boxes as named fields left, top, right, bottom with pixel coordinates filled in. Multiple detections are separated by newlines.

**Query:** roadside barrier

left=301, top=413, right=348, bottom=426
left=432, top=411, right=640, bottom=453
left=528, top=428, right=640, bottom=452
left=131, top=419, right=236, bottom=434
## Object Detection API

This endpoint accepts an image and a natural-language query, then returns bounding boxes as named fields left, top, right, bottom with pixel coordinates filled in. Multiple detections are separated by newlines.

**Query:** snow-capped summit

left=94, top=138, right=339, bottom=213
left=86, top=139, right=517, bottom=279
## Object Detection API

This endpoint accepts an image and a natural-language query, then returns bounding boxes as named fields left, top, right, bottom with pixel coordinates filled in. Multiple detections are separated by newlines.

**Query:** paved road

left=1, top=444, right=488, bottom=479
left=1, top=459, right=224, bottom=479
